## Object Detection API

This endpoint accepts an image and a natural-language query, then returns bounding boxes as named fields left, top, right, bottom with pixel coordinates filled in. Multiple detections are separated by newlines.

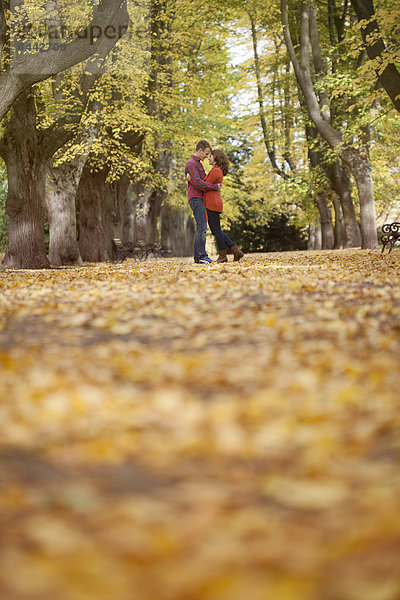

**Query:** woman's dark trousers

left=206, top=209, right=235, bottom=251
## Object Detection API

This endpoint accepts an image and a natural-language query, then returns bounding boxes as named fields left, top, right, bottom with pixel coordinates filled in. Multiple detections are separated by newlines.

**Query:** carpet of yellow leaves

left=0, top=249, right=400, bottom=600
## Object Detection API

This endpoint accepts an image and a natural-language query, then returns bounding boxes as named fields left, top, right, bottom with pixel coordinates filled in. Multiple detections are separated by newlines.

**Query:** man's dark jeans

left=207, top=209, right=235, bottom=251
left=189, top=197, right=208, bottom=261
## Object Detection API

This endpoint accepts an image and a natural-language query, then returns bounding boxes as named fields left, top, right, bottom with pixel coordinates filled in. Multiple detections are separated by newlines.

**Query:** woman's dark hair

left=211, top=149, right=229, bottom=176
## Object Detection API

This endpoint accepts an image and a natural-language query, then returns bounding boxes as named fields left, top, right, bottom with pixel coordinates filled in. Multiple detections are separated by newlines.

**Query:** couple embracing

left=185, top=140, right=244, bottom=264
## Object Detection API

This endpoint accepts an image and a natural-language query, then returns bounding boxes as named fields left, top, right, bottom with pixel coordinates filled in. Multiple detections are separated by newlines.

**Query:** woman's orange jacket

left=204, top=167, right=223, bottom=213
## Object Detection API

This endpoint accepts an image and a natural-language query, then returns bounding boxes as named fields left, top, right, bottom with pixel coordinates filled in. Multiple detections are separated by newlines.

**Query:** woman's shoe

left=230, top=245, right=244, bottom=261
left=216, top=249, right=228, bottom=263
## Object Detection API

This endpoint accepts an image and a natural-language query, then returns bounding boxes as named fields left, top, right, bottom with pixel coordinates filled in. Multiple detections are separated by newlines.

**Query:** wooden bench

left=141, top=242, right=162, bottom=260
left=111, top=239, right=172, bottom=262
left=159, top=245, right=173, bottom=257
left=111, top=239, right=144, bottom=262
left=380, top=223, right=400, bottom=253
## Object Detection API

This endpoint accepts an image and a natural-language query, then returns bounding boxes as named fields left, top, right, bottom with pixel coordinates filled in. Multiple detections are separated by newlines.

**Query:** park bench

left=159, top=245, right=173, bottom=257
left=111, top=238, right=144, bottom=262
left=380, top=222, right=400, bottom=253
left=142, top=243, right=172, bottom=259
left=142, top=242, right=162, bottom=260
left=111, top=239, right=172, bottom=262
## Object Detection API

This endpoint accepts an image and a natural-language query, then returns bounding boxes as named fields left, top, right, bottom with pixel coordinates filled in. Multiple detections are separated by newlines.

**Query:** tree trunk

left=315, top=193, right=335, bottom=249
left=46, top=162, right=84, bottom=266
left=134, top=186, right=152, bottom=242
left=342, top=146, right=378, bottom=249
left=134, top=185, right=163, bottom=243
left=305, top=122, right=335, bottom=250
left=133, top=150, right=171, bottom=243
left=331, top=194, right=345, bottom=249
left=160, top=203, right=194, bottom=256
left=161, top=203, right=180, bottom=254
left=185, top=213, right=195, bottom=256
left=107, top=175, right=133, bottom=241
left=78, top=170, right=132, bottom=262
left=0, top=90, right=49, bottom=269
left=78, top=168, right=111, bottom=262
left=122, top=184, right=135, bottom=242
left=325, top=161, right=362, bottom=247
left=308, top=223, right=322, bottom=250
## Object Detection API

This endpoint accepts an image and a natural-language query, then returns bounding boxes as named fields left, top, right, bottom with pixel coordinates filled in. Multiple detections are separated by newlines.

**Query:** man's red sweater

left=185, top=155, right=219, bottom=200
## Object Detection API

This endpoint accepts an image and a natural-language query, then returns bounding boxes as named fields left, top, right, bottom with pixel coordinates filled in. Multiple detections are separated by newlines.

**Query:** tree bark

left=78, top=168, right=112, bottom=262
left=325, top=161, right=362, bottom=247
left=46, top=161, right=84, bottom=266
left=331, top=193, right=345, bottom=249
left=315, top=193, right=335, bottom=249
left=283, top=58, right=296, bottom=172
left=160, top=203, right=194, bottom=256
left=160, top=203, right=180, bottom=255
left=107, top=175, right=132, bottom=242
left=78, top=170, right=132, bottom=262
left=134, top=185, right=163, bottom=243
left=0, top=90, right=49, bottom=269
left=308, top=223, right=322, bottom=250
left=185, top=213, right=196, bottom=256
left=341, top=146, right=377, bottom=248
left=305, top=122, right=335, bottom=249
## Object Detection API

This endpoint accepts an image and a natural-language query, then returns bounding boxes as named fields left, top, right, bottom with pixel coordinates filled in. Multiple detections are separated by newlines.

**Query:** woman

left=204, top=149, right=244, bottom=263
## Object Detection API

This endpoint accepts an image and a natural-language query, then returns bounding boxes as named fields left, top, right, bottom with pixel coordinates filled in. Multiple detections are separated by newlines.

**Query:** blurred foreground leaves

left=0, top=250, right=399, bottom=600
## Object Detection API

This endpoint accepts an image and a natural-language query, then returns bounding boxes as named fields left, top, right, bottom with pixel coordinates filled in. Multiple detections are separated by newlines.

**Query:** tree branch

left=0, top=0, right=7, bottom=67
left=308, top=1, right=330, bottom=121
left=0, top=0, right=129, bottom=121
left=249, top=12, right=288, bottom=179
left=281, top=0, right=342, bottom=148
left=350, top=0, right=400, bottom=113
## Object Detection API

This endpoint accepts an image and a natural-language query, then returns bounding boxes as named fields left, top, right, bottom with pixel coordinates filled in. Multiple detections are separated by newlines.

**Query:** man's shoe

left=199, top=257, right=213, bottom=264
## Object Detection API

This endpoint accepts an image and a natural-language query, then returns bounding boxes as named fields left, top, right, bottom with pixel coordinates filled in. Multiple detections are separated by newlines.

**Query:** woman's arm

left=186, top=163, right=220, bottom=191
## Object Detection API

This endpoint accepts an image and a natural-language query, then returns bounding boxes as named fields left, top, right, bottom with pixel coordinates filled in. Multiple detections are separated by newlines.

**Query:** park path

left=0, top=250, right=400, bottom=600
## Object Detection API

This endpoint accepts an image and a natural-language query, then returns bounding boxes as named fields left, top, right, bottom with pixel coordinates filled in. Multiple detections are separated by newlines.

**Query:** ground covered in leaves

left=0, top=249, right=400, bottom=600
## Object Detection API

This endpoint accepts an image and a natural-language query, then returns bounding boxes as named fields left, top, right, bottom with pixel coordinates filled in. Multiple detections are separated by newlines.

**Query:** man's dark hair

left=196, top=140, right=212, bottom=152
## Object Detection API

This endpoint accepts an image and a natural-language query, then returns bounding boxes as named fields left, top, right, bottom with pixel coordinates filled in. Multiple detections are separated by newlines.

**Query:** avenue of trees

left=0, top=0, right=400, bottom=268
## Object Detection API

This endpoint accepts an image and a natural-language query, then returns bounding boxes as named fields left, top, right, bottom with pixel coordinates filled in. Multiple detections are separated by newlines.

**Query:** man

left=185, top=140, right=222, bottom=264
